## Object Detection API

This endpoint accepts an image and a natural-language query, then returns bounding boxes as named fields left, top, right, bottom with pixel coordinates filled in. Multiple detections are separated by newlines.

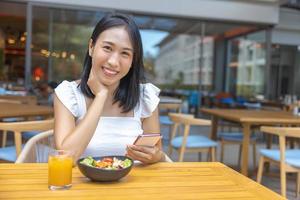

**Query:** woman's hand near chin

left=87, top=68, right=108, bottom=96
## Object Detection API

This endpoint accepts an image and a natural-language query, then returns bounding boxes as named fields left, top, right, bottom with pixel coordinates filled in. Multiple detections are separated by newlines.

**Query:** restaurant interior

left=0, top=0, right=300, bottom=199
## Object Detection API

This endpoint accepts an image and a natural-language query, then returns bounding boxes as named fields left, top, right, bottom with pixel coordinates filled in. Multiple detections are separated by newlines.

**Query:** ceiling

left=0, top=0, right=279, bottom=54
left=0, top=1, right=263, bottom=36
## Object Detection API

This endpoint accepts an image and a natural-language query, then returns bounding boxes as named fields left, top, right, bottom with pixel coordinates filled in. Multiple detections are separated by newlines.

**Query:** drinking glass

left=48, top=150, right=73, bottom=190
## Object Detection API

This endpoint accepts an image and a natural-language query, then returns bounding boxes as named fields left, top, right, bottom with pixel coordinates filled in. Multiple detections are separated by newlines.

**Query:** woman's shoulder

left=138, top=83, right=160, bottom=118
left=57, top=80, right=79, bottom=87
left=55, top=80, right=82, bottom=94
left=139, top=83, right=160, bottom=95
left=54, top=80, right=83, bottom=117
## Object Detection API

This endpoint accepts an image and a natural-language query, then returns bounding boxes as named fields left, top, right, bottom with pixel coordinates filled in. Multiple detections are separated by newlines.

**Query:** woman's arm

left=54, top=70, right=108, bottom=160
left=54, top=91, right=107, bottom=160
left=126, top=108, right=166, bottom=163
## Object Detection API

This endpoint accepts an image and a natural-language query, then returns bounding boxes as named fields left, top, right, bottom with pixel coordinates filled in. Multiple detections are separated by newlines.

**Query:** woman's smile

left=102, top=66, right=119, bottom=77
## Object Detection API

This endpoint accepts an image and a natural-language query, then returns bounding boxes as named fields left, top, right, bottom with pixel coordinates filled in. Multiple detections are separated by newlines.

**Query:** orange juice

left=48, top=152, right=73, bottom=190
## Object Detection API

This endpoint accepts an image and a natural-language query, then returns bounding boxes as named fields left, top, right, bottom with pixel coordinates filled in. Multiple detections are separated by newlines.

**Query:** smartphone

left=133, top=133, right=161, bottom=147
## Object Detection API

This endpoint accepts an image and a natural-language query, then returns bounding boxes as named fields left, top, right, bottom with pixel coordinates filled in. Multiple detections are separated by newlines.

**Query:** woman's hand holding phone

left=133, top=134, right=161, bottom=147
left=126, top=134, right=165, bottom=164
left=126, top=144, right=164, bottom=164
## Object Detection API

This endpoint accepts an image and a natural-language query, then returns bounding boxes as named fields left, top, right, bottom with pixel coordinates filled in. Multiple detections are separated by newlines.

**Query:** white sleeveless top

left=55, top=81, right=160, bottom=158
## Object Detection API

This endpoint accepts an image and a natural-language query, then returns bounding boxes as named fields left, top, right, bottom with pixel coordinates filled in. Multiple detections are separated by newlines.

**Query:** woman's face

left=89, top=26, right=134, bottom=89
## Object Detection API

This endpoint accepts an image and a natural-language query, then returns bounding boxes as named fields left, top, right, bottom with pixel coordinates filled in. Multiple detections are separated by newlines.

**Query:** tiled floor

left=161, top=125, right=300, bottom=200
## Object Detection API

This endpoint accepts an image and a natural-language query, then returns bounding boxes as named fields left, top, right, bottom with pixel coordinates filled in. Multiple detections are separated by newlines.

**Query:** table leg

left=241, top=123, right=251, bottom=176
left=211, top=116, right=218, bottom=140
left=14, top=131, right=22, bottom=157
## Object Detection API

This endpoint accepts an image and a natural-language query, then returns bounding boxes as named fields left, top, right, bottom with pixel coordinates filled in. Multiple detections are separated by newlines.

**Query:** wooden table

left=0, top=95, right=37, bottom=105
left=0, top=102, right=53, bottom=118
left=0, top=162, right=284, bottom=200
left=201, top=108, right=300, bottom=176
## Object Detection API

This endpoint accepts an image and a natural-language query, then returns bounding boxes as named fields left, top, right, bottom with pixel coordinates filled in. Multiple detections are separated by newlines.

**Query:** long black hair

left=79, top=13, right=144, bottom=113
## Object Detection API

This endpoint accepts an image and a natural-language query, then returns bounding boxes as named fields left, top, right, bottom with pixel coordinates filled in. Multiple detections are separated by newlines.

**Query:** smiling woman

left=54, top=13, right=165, bottom=165
left=87, top=27, right=133, bottom=90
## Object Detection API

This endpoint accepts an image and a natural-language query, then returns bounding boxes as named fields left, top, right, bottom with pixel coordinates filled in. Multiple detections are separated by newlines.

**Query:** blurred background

left=1, top=1, right=300, bottom=198
left=0, top=0, right=299, bottom=108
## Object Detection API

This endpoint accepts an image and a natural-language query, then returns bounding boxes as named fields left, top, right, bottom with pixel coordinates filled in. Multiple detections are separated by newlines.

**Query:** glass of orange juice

left=48, top=150, right=73, bottom=190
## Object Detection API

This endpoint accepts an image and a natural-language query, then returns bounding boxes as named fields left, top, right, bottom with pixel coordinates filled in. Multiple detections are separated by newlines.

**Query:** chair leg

left=220, top=141, right=224, bottom=163
left=168, top=123, right=179, bottom=157
left=168, top=128, right=173, bottom=156
left=280, top=164, right=287, bottom=198
left=168, top=125, right=172, bottom=145
left=168, top=145, right=173, bottom=156
left=211, top=147, right=216, bottom=162
left=178, top=148, right=185, bottom=162
left=198, top=152, right=202, bottom=161
left=178, top=153, right=184, bottom=162
left=238, top=144, right=242, bottom=167
left=2, top=131, right=7, bottom=147
left=252, top=142, right=256, bottom=169
left=206, top=151, right=210, bottom=161
left=297, top=172, right=300, bottom=198
left=257, top=156, right=265, bottom=183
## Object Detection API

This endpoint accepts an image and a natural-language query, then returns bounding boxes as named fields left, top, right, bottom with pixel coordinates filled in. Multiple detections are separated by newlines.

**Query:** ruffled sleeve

left=54, top=81, right=80, bottom=118
left=139, top=83, right=160, bottom=118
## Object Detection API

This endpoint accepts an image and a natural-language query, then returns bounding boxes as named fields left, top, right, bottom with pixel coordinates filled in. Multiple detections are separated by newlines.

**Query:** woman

left=54, top=13, right=165, bottom=164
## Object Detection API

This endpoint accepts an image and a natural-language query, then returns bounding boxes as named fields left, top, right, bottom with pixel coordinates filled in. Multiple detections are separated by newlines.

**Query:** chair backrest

left=16, top=130, right=54, bottom=163
left=0, top=119, right=54, bottom=156
left=168, top=113, right=211, bottom=126
left=168, top=113, right=213, bottom=162
left=168, top=113, right=211, bottom=141
left=159, top=103, right=182, bottom=115
left=0, top=119, right=54, bottom=132
left=261, top=126, right=300, bottom=169
left=260, top=126, right=300, bottom=197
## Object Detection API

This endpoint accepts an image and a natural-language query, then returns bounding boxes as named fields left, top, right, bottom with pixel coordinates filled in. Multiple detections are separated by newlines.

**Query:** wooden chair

left=0, top=99, right=23, bottom=147
left=219, top=126, right=257, bottom=168
left=0, top=97, right=48, bottom=147
left=168, top=113, right=217, bottom=162
left=159, top=103, right=182, bottom=124
left=16, top=130, right=54, bottom=163
left=159, top=103, right=182, bottom=111
left=257, top=126, right=300, bottom=198
left=0, top=119, right=54, bottom=162
left=159, top=102, right=182, bottom=143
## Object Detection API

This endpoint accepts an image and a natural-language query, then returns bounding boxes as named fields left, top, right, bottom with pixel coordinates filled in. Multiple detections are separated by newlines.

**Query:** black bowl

left=77, top=155, right=133, bottom=182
